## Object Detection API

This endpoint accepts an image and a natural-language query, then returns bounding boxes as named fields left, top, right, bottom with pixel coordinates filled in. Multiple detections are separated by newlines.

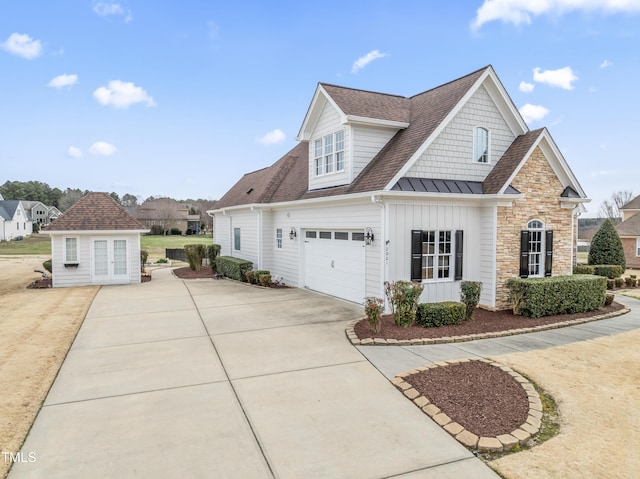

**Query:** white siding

left=478, top=206, right=496, bottom=307
left=407, top=85, right=515, bottom=182
left=228, top=210, right=259, bottom=267
left=386, top=200, right=496, bottom=306
left=51, top=233, right=141, bottom=287
left=352, top=125, right=398, bottom=180
left=308, top=101, right=351, bottom=190
left=214, top=214, right=231, bottom=256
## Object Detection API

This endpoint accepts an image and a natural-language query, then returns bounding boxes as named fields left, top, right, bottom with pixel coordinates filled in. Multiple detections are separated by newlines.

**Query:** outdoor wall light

left=365, top=227, right=374, bottom=245
left=289, top=227, right=297, bottom=240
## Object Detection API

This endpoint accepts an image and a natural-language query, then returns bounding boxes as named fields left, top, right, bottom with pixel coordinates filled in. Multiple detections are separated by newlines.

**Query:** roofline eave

left=41, top=229, right=150, bottom=235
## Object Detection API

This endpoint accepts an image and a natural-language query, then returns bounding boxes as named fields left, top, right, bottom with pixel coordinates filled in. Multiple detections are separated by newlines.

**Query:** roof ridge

left=319, top=82, right=407, bottom=99
left=409, top=65, right=491, bottom=99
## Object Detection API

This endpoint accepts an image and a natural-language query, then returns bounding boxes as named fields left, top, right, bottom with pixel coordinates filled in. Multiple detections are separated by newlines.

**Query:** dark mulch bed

left=354, top=302, right=625, bottom=340
left=27, top=278, right=52, bottom=289
left=172, top=266, right=215, bottom=279
left=404, top=360, right=530, bottom=437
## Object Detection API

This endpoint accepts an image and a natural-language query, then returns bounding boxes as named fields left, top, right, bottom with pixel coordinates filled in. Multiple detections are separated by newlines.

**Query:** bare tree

left=598, top=190, right=633, bottom=220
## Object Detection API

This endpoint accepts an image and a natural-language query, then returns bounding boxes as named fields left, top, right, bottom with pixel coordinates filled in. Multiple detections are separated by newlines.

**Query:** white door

left=92, top=238, right=129, bottom=283
left=303, top=230, right=366, bottom=304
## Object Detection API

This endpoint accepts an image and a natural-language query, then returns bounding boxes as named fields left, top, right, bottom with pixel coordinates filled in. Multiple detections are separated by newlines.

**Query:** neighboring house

left=21, top=201, right=60, bottom=226
left=210, top=66, right=589, bottom=309
left=0, top=200, right=33, bottom=241
left=134, top=198, right=201, bottom=234
left=41, top=192, right=149, bottom=287
left=616, top=195, right=640, bottom=269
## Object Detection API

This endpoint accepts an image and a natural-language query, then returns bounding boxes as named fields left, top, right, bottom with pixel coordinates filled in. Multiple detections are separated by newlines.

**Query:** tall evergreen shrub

left=588, top=219, right=625, bottom=270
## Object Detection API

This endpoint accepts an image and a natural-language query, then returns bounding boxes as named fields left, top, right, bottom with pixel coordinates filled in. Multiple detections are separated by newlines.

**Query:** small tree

left=588, top=219, right=626, bottom=269
left=140, top=249, right=149, bottom=273
left=460, top=281, right=482, bottom=320
left=383, top=280, right=424, bottom=328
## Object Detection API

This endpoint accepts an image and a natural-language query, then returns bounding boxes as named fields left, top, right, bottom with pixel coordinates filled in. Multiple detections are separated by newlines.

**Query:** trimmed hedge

left=215, top=256, right=253, bottom=281
left=573, top=265, right=594, bottom=275
left=253, top=270, right=270, bottom=284
left=506, top=275, right=606, bottom=318
left=43, top=259, right=52, bottom=274
left=592, top=264, right=624, bottom=279
left=416, top=302, right=465, bottom=328
left=245, top=270, right=255, bottom=284
left=207, top=244, right=221, bottom=273
left=258, top=273, right=272, bottom=287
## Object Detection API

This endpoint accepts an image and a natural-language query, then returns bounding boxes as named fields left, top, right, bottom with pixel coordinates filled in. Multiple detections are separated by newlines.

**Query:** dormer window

left=473, top=127, right=489, bottom=163
left=314, top=129, right=345, bottom=176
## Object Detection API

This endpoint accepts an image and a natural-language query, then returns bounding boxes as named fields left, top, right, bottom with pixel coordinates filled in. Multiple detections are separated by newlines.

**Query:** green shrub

left=157, top=258, right=169, bottom=264
left=506, top=275, right=606, bottom=318
left=184, top=244, right=207, bottom=272
left=460, top=281, right=482, bottom=320
left=364, top=297, right=385, bottom=333
left=253, top=270, right=269, bottom=284
left=149, top=225, right=164, bottom=235
left=416, top=302, right=465, bottom=328
left=605, top=293, right=614, bottom=306
left=140, top=249, right=149, bottom=273
left=258, top=273, right=272, bottom=287
left=245, top=270, right=255, bottom=284
left=384, top=280, right=424, bottom=328
left=33, top=223, right=40, bottom=233
left=215, top=256, right=253, bottom=281
left=206, top=244, right=221, bottom=273
left=42, top=259, right=52, bottom=274
left=606, top=279, right=614, bottom=290
left=170, top=228, right=181, bottom=236
left=573, top=265, right=594, bottom=275
left=625, top=277, right=634, bottom=287
left=614, top=277, right=624, bottom=288
left=592, top=264, right=624, bottom=279
left=588, top=219, right=625, bottom=269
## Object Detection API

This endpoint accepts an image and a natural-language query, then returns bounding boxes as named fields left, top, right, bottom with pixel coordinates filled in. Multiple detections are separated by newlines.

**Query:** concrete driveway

left=9, top=268, right=497, bottom=479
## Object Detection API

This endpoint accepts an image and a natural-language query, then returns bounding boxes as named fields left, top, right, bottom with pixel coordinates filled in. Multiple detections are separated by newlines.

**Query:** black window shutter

left=454, top=230, right=463, bottom=280
left=520, top=230, right=530, bottom=278
left=411, top=230, right=423, bottom=282
left=545, top=230, right=554, bottom=277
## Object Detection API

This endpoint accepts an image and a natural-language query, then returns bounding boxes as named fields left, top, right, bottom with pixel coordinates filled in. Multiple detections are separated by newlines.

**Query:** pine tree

left=588, top=218, right=626, bottom=269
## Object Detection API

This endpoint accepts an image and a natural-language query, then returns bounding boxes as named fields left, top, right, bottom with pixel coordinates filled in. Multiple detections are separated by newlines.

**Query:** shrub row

left=506, top=274, right=606, bottom=318
left=215, top=256, right=253, bottom=281
left=574, top=264, right=624, bottom=279
left=416, top=302, right=465, bottom=327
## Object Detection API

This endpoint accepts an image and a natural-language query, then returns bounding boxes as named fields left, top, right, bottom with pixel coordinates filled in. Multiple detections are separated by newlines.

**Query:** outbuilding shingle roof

left=621, top=194, right=640, bottom=210
left=43, top=192, right=146, bottom=231
left=616, top=213, right=640, bottom=237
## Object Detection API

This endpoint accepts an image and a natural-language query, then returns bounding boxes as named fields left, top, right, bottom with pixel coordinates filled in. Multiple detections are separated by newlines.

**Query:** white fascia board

left=483, top=68, right=528, bottom=135
left=41, top=229, right=149, bottom=235
left=296, top=85, right=346, bottom=141
left=343, top=115, right=410, bottom=129
left=383, top=68, right=494, bottom=190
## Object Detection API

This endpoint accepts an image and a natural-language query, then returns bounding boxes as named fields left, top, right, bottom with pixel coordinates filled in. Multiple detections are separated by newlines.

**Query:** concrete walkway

left=9, top=268, right=498, bottom=479
left=359, top=295, right=640, bottom=379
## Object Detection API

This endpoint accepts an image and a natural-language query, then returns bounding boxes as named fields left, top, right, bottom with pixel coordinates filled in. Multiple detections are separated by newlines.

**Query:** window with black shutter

left=520, top=220, right=552, bottom=278
left=410, top=229, right=462, bottom=282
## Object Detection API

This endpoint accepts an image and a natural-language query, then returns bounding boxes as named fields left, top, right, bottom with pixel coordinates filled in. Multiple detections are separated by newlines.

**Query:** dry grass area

left=490, top=325, right=640, bottom=479
left=0, top=255, right=98, bottom=479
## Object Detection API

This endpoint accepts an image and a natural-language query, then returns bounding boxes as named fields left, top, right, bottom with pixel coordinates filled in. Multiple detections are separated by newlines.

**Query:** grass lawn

left=141, top=233, right=213, bottom=260
left=0, top=234, right=51, bottom=255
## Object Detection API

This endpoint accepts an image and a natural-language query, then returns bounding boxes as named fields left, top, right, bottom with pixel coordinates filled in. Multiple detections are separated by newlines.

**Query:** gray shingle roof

left=616, top=212, right=640, bottom=236
left=0, top=200, right=20, bottom=220
left=621, top=194, right=640, bottom=210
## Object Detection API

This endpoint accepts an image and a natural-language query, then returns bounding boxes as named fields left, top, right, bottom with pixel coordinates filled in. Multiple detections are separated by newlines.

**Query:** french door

left=92, top=238, right=129, bottom=283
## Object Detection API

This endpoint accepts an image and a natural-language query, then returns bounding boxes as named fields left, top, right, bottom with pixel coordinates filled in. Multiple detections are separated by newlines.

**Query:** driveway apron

left=9, top=268, right=498, bottom=479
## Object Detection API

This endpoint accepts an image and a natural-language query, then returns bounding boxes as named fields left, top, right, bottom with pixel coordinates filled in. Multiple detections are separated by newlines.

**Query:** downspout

left=571, top=205, right=580, bottom=272
left=371, top=195, right=386, bottom=302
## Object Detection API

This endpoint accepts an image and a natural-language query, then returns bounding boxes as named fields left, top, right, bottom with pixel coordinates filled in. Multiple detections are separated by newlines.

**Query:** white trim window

left=421, top=230, right=451, bottom=280
left=313, top=129, right=345, bottom=176
left=233, top=228, right=241, bottom=251
left=636, top=238, right=640, bottom=257
left=527, top=220, right=544, bottom=277
left=276, top=228, right=283, bottom=249
left=64, top=237, right=78, bottom=263
left=473, top=127, right=489, bottom=163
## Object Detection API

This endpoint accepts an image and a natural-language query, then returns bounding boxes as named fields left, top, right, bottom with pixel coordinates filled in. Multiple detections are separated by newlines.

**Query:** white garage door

left=303, top=230, right=366, bottom=304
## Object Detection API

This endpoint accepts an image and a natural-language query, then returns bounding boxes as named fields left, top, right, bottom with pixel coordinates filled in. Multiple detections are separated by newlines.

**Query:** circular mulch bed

left=404, top=360, right=529, bottom=438
left=353, top=302, right=625, bottom=341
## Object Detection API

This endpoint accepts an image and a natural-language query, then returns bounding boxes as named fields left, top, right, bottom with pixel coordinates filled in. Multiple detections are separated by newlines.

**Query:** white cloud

left=0, top=33, right=43, bottom=59
left=351, top=50, right=387, bottom=74
left=472, top=0, right=640, bottom=30
left=93, top=2, right=132, bottom=22
left=519, top=81, right=535, bottom=92
left=591, top=169, right=617, bottom=177
left=257, top=129, right=286, bottom=146
left=93, top=80, right=155, bottom=108
left=48, top=74, right=78, bottom=89
left=519, top=103, right=550, bottom=123
left=533, top=66, right=578, bottom=90
left=68, top=146, right=82, bottom=158
left=600, top=59, right=613, bottom=68
left=89, top=141, right=118, bottom=156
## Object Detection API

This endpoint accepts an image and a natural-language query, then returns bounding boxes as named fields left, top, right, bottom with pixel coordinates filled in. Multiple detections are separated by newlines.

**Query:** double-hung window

left=313, top=130, right=345, bottom=176
left=519, top=220, right=553, bottom=278
left=233, top=228, right=241, bottom=251
left=65, top=237, right=78, bottom=263
left=473, top=127, right=489, bottom=163
left=276, top=228, right=283, bottom=249
left=411, top=230, right=463, bottom=282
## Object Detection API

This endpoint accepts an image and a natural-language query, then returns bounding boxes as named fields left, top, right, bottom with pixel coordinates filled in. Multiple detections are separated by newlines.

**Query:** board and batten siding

left=407, top=85, right=515, bottom=182
left=478, top=205, right=497, bottom=307
left=386, top=201, right=495, bottom=306
left=308, top=100, right=351, bottom=190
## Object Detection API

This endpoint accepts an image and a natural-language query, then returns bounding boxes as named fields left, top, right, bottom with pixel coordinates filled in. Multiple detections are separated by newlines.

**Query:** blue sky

left=1, top=1, right=639, bottom=216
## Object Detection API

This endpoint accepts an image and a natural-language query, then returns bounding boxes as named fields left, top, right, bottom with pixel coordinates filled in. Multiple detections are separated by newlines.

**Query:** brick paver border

left=392, top=359, right=543, bottom=452
left=345, top=307, right=629, bottom=346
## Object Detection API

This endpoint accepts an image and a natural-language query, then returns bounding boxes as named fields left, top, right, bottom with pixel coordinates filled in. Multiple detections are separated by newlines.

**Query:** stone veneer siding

left=621, top=238, right=640, bottom=269
left=495, top=146, right=575, bottom=308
